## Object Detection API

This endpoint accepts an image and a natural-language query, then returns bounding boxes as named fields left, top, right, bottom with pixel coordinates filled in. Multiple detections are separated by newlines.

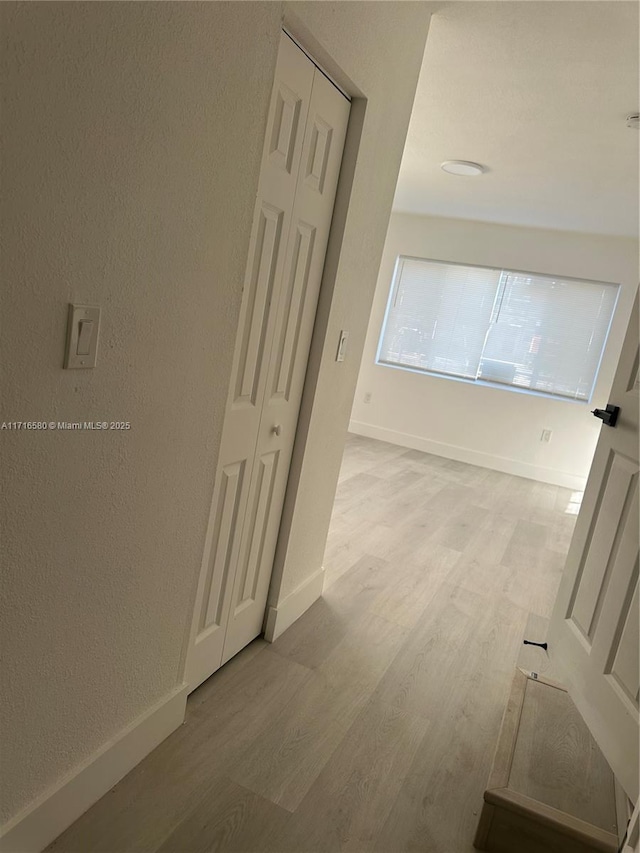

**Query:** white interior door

left=549, top=288, right=639, bottom=802
left=186, top=34, right=350, bottom=690
left=222, top=67, right=350, bottom=665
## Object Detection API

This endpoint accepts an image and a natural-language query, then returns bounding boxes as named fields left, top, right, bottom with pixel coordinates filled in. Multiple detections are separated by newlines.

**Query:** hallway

left=48, top=435, right=577, bottom=853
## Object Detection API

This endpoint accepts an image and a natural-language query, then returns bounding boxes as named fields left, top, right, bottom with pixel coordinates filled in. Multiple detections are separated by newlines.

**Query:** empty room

left=1, top=2, right=638, bottom=853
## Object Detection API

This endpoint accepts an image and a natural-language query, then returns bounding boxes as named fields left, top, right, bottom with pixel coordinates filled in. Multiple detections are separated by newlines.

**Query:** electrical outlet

left=364, top=392, right=372, bottom=404
left=541, top=429, right=552, bottom=443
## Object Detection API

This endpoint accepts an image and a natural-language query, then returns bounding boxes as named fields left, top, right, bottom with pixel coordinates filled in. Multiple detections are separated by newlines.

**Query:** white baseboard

left=1, top=684, right=188, bottom=853
left=349, top=420, right=588, bottom=491
left=264, top=567, right=325, bottom=642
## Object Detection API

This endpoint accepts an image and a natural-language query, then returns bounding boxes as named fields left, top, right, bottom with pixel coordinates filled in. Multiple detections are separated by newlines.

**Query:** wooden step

left=474, top=668, right=619, bottom=853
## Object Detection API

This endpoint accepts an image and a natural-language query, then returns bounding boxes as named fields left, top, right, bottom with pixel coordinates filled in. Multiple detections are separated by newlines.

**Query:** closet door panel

left=222, top=69, right=350, bottom=664
left=186, top=34, right=314, bottom=690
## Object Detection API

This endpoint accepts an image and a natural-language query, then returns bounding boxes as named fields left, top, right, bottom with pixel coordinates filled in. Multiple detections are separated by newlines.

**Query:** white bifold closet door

left=186, top=33, right=350, bottom=690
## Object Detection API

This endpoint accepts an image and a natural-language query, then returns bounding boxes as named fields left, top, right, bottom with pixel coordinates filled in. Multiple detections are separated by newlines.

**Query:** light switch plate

left=336, top=330, right=349, bottom=362
left=65, top=304, right=101, bottom=369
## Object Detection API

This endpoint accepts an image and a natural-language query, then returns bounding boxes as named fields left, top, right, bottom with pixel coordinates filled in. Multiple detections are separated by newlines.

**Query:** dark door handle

left=591, top=404, right=620, bottom=427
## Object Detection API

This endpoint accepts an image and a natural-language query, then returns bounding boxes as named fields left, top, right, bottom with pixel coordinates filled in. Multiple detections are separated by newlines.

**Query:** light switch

left=65, top=305, right=101, bottom=369
left=76, top=320, right=94, bottom=356
left=336, top=330, right=349, bottom=362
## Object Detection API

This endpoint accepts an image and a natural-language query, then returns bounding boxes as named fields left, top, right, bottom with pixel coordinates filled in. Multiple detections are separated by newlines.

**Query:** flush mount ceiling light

left=626, top=113, right=639, bottom=130
left=441, top=160, right=486, bottom=176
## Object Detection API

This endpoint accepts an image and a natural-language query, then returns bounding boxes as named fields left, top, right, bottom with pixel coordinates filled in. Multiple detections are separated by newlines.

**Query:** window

left=377, top=257, right=619, bottom=402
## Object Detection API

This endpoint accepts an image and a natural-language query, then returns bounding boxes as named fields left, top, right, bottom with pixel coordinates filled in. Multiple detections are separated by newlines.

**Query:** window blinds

left=379, top=258, right=502, bottom=379
left=378, top=257, right=619, bottom=402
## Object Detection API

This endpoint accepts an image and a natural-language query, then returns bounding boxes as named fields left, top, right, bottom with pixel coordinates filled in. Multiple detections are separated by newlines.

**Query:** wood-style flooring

left=48, top=434, right=579, bottom=853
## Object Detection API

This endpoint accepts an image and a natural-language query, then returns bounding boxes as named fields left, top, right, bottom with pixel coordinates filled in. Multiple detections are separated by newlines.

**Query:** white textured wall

left=0, top=0, right=433, bottom=830
left=351, top=213, right=639, bottom=488
left=0, top=0, right=282, bottom=825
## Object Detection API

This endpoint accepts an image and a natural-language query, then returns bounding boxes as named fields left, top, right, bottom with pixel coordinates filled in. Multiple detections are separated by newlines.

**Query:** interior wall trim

left=264, top=565, right=325, bottom=642
left=1, top=684, right=188, bottom=853
left=349, top=420, right=588, bottom=491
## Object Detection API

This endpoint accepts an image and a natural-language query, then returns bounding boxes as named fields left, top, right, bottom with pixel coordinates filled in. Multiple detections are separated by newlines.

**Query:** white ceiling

left=393, top=1, right=639, bottom=237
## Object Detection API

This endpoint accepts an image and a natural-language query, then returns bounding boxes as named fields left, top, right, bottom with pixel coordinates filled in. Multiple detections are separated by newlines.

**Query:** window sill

left=375, top=359, right=592, bottom=405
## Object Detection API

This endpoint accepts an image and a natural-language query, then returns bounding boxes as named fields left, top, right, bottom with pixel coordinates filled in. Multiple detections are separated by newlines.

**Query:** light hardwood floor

left=47, top=434, right=579, bottom=853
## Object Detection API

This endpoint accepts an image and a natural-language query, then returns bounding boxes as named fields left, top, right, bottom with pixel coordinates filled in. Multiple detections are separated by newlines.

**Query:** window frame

left=375, top=255, right=620, bottom=405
